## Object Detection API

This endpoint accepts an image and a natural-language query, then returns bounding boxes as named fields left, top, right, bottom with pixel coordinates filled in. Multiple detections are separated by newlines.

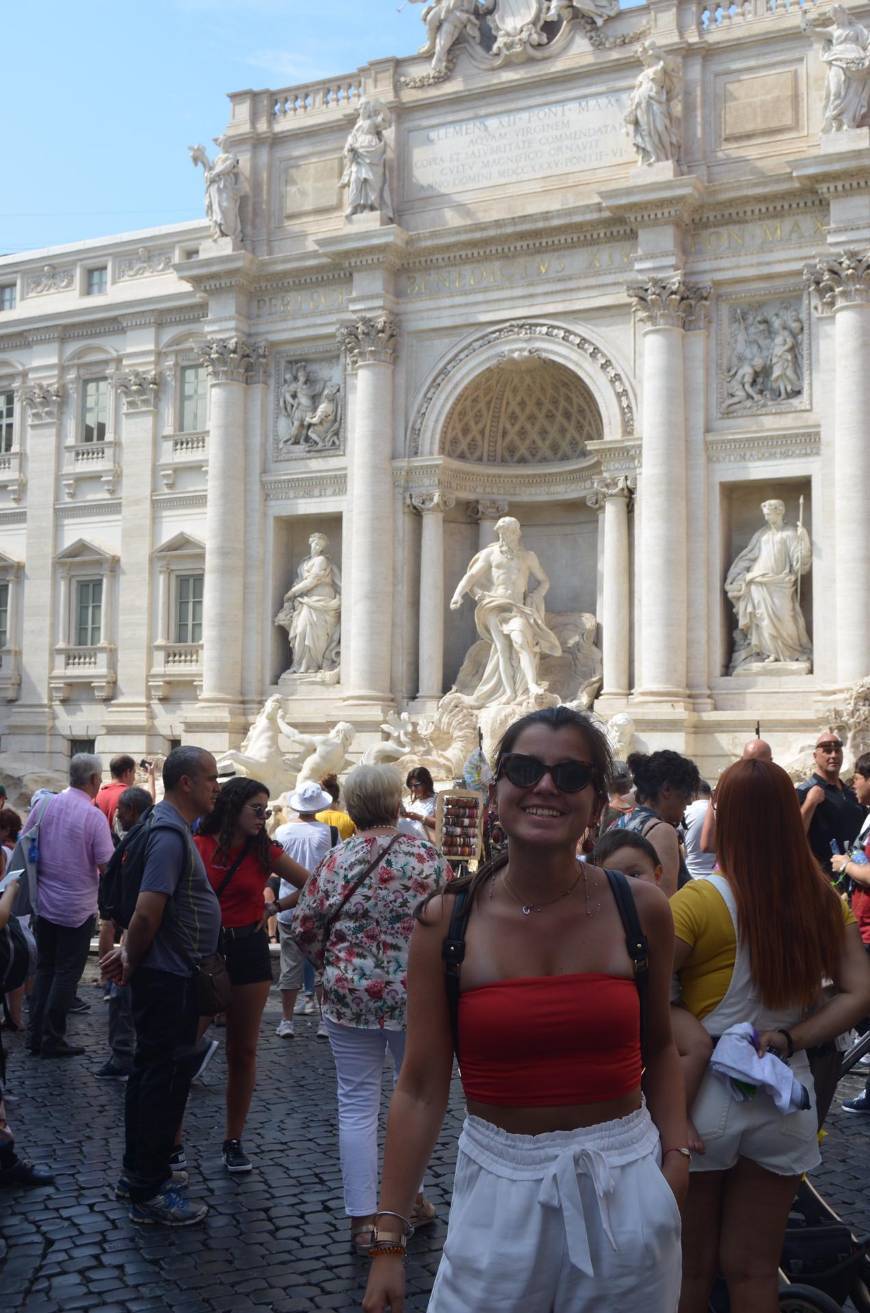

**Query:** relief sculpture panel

left=719, top=294, right=809, bottom=418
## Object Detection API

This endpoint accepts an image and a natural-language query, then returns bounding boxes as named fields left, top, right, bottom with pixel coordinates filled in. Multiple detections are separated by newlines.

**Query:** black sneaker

left=169, top=1145, right=188, bottom=1171
left=95, top=1061, right=132, bottom=1082
left=842, top=1091, right=870, bottom=1114
left=222, top=1139, right=252, bottom=1174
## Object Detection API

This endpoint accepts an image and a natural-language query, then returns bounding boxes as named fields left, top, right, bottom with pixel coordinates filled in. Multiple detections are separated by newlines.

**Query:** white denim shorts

left=690, top=1053, right=820, bottom=1177
left=427, top=1104, right=681, bottom=1313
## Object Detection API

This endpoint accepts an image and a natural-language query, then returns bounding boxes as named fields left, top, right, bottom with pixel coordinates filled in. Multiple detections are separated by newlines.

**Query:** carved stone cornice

left=409, top=491, right=456, bottom=515
left=263, top=469, right=348, bottom=502
left=804, top=249, right=870, bottom=311
left=467, top=499, right=509, bottom=524
left=199, top=337, right=256, bottom=383
left=337, top=315, right=398, bottom=369
left=586, top=438, right=642, bottom=474
left=22, top=381, right=64, bottom=424
left=585, top=473, right=635, bottom=511
left=627, top=274, right=711, bottom=329
left=395, top=458, right=598, bottom=503
left=118, top=369, right=159, bottom=413
left=704, top=429, right=820, bottom=465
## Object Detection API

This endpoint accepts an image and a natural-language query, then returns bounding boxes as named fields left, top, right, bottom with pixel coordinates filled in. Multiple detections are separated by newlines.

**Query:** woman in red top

left=195, top=778, right=308, bottom=1173
left=364, top=706, right=687, bottom=1313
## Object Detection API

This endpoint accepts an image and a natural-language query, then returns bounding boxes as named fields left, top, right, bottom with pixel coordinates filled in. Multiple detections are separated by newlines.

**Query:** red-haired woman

left=672, top=758, right=870, bottom=1313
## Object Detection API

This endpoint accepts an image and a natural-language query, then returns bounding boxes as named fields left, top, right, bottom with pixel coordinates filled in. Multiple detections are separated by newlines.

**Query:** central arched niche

left=441, top=355, right=603, bottom=464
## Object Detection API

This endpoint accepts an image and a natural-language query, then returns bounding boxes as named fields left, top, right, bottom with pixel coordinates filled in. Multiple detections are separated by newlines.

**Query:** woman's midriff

left=466, top=1088, right=642, bottom=1135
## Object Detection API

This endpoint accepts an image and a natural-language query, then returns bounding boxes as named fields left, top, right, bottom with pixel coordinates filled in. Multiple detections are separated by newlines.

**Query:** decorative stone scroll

left=585, top=472, right=634, bottom=511
left=22, top=381, right=63, bottom=424
left=25, top=265, right=74, bottom=297
left=117, top=369, right=159, bottom=412
left=116, top=248, right=173, bottom=281
left=628, top=274, right=711, bottom=328
left=805, top=248, right=870, bottom=309
left=410, top=491, right=456, bottom=514
left=337, top=315, right=398, bottom=369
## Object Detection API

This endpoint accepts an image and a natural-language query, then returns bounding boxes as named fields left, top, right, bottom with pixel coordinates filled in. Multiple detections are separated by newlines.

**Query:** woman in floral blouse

left=294, top=763, right=451, bottom=1251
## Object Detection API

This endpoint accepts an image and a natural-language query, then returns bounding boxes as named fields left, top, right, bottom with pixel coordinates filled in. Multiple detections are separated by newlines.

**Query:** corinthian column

left=338, top=315, right=398, bottom=702
left=114, top=369, right=159, bottom=708
left=587, top=476, right=634, bottom=698
left=199, top=337, right=254, bottom=705
left=411, top=492, right=455, bottom=699
left=806, top=249, right=870, bottom=687
left=628, top=274, right=710, bottom=699
left=21, top=379, right=64, bottom=709
left=468, top=499, right=509, bottom=552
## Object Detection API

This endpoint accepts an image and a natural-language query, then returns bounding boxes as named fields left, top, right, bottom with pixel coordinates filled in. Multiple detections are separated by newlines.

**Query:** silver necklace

left=500, top=867, right=586, bottom=916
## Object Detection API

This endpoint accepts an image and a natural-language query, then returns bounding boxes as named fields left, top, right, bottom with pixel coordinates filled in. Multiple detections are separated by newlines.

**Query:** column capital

left=627, top=273, right=710, bottom=329
left=337, top=314, right=398, bottom=369
left=22, top=380, right=64, bottom=424
left=805, top=249, right=870, bottom=311
left=118, top=368, right=159, bottom=413
left=409, top=490, right=455, bottom=514
left=467, top=498, right=509, bottom=524
left=199, top=336, right=260, bottom=383
left=586, top=474, right=635, bottom=511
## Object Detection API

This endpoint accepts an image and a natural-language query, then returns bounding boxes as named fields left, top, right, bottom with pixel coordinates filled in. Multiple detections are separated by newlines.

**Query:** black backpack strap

left=442, top=888, right=471, bottom=1058
left=604, top=867, right=650, bottom=1054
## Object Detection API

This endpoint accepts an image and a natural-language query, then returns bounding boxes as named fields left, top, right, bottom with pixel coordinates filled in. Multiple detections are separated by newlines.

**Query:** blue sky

left=3, top=1, right=639, bottom=256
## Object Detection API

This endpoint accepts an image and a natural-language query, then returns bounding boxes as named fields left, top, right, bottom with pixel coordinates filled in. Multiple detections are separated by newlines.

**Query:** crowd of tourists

left=0, top=716, right=869, bottom=1313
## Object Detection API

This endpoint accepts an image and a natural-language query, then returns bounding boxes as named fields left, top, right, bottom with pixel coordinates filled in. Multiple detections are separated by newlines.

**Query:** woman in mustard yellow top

left=670, top=758, right=870, bottom=1313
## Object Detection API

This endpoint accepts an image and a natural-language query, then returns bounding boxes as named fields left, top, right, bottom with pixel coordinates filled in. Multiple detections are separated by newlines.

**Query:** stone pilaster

left=410, top=491, right=455, bottom=699
left=628, top=274, right=710, bottom=701
left=20, top=380, right=63, bottom=713
left=112, top=369, right=159, bottom=712
left=587, top=476, right=633, bottom=699
left=806, top=250, right=870, bottom=686
left=199, top=337, right=256, bottom=707
left=242, top=344, right=270, bottom=705
left=337, top=315, right=398, bottom=702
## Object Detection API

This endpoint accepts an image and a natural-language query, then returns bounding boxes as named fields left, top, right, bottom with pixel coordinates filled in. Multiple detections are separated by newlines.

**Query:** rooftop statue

left=804, top=5, right=870, bottom=132
left=189, top=138, right=246, bottom=243
left=625, top=41, right=681, bottom=166
left=341, top=100, right=394, bottom=221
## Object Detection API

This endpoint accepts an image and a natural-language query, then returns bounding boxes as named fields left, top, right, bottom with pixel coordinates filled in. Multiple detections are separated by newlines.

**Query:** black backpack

left=99, top=807, right=159, bottom=928
left=0, top=917, right=31, bottom=994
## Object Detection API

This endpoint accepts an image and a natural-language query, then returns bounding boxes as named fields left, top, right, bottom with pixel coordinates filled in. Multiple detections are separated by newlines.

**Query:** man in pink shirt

left=23, top=753, right=115, bottom=1057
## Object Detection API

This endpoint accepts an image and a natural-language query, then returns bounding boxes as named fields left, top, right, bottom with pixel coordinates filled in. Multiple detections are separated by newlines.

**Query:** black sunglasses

left=249, top=804, right=272, bottom=819
left=817, top=742, right=843, bottom=753
left=498, top=753, right=599, bottom=794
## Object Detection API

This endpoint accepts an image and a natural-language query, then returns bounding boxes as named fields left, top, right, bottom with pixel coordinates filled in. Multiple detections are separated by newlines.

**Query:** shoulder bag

left=312, top=834, right=402, bottom=972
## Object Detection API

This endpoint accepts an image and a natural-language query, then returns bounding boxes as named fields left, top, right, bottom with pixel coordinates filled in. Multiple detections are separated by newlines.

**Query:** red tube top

left=458, top=974, right=641, bottom=1107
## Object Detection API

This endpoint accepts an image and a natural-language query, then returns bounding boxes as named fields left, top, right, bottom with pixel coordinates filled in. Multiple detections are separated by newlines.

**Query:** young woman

left=194, top=778, right=309, bottom=1173
left=617, top=751, right=701, bottom=895
left=672, top=758, right=870, bottom=1313
left=363, top=706, right=687, bottom=1313
left=401, top=767, right=438, bottom=839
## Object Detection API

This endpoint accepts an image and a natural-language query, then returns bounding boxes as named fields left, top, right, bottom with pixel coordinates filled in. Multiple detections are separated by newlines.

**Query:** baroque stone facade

left=0, top=0, right=868, bottom=773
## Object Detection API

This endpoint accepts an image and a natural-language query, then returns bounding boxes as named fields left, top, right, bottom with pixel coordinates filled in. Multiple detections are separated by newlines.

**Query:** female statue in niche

left=275, top=533, right=342, bottom=675
left=725, top=499, right=812, bottom=673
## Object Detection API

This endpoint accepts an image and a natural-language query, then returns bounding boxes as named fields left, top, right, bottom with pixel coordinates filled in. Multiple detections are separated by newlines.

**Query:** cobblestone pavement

left=2, top=965, right=870, bottom=1313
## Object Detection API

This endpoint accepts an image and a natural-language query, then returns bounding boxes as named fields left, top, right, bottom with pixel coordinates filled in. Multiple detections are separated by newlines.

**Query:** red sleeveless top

left=457, top=973, right=641, bottom=1106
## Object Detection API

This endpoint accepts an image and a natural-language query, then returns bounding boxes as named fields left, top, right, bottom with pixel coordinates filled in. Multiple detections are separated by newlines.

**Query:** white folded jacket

left=709, top=1022, right=811, bottom=1114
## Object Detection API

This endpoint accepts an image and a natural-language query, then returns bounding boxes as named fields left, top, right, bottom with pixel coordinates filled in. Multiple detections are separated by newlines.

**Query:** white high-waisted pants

left=325, top=1017, right=406, bottom=1217
left=428, top=1105, right=682, bottom=1313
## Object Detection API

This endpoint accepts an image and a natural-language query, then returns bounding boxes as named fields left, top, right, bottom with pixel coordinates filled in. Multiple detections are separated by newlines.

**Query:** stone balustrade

left=272, top=76, right=365, bottom=121
left=697, top=0, right=819, bottom=28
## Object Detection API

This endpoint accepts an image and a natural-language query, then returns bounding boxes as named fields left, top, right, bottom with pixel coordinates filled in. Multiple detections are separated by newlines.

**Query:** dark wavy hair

left=417, top=705, right=611, bottom=922
left=198, top=776, right=272, bottom=872
left=627, top=750, right=700, bottom=807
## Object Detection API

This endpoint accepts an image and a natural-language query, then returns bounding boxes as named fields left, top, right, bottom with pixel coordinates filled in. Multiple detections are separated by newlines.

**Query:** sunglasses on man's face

left=498, top=753, right=599, bottom=794
left=817, top=742, right=843, bottom=754
left=249, top=804, right=272, bottom=819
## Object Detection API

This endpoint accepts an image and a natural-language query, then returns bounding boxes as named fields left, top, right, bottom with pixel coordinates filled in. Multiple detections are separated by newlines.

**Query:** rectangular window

left=82, top=378, right=108, bottom=443
left=0, top=391, right=13, bottom=453
left=0, top=582, right=9, bottom=649
left=169, top=738, right=182, bottom=753
left=70, top=738, right=95, bottom=758
left=179, top=365, right=207, bottom=433
left=75, top=578, right=103, bottom=646
left=0, top=285, right=16, bottom=311
left=175, top=573, right=203, bottom=644
left=86, top=267, right=107, bottom=296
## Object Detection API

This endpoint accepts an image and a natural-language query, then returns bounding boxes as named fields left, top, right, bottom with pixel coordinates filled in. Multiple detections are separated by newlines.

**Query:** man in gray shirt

left=101, top=747, right=221, bottom=1227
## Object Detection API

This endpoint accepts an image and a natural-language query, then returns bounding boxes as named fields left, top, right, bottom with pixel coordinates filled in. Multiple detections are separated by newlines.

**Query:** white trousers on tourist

left=428, top=1106, right=682, bottom=1313
left=325, top=1017, right=406, bottom=1217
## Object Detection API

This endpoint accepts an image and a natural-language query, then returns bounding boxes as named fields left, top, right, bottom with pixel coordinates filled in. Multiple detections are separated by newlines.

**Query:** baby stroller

left=709, top=1029, right=870, bottom=1312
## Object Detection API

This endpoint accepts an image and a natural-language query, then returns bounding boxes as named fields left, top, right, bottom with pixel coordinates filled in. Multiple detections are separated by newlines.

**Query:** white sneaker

left=302, top=997, right=317, bottom=1015
left=292, top=996, right=308, bottom=1015
left=276, top=1019, right=295, bottom=1039
left=191, top=1038, right=220, bottom=1086
left=860, top=1051, right=870, bottom=1066
left=316, top=1019, right=328, bottom=1040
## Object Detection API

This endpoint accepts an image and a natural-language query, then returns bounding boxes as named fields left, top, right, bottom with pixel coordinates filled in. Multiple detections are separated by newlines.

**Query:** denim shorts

left=222, top=925, right=272, bottom=987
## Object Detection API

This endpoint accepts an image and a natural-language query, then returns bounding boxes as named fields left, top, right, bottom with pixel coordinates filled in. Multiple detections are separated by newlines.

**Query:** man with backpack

left=100, top=747, right=221, bottom=1227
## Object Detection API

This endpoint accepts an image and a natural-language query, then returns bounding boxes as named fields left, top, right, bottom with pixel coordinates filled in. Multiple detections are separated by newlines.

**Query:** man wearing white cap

left=272, top=780, right=337, bottom=1038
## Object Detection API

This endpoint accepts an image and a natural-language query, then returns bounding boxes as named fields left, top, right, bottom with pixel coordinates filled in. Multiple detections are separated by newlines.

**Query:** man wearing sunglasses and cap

left=797, top=730, right=866, bottom=876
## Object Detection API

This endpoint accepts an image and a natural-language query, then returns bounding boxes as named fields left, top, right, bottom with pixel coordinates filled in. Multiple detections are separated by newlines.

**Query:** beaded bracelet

left=369, top=1245, right=407, bottom=1259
